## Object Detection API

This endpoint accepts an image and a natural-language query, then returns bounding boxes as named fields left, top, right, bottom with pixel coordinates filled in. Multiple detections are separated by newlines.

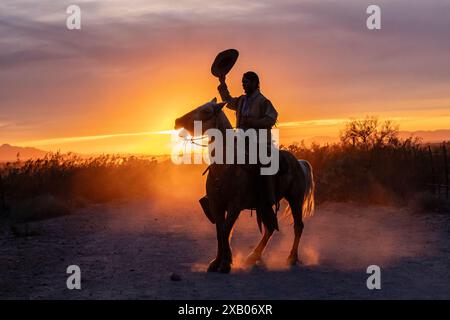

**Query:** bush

left=0, top=117, right=444, bottom=220
left=0, top=153, right=207, bottom=222
left=410, top=192, right=449, bottom=213
left=9, top=194, right=71, bottom=222
left=282, top=117, right=430, bottom=205
left=0, top=153, right=160, bottom=221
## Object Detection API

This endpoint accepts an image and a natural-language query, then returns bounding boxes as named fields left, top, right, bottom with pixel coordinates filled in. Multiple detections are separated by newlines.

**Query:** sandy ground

left=1, top=199, right=449, bottom=299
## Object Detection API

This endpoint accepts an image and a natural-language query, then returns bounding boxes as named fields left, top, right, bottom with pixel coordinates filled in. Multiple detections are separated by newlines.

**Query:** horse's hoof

left=218, top=262, right=231, bottom=274
left=207, top=259, right=220, bottom=272
left=287, top=256, right=299, bottom=267
left=245, top=253, right=261, bottom=266
left=207, top=265, right=219, bottom=272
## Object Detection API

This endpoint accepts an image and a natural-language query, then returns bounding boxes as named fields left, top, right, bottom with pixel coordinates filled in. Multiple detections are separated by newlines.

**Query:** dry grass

left=0, top=153, right=161, bottom=221
left=0, top=118, right=447, bottom=222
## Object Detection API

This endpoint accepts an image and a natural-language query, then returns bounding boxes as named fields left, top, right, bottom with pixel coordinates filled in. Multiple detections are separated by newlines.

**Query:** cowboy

left=218, top=71, right=279, bottom=230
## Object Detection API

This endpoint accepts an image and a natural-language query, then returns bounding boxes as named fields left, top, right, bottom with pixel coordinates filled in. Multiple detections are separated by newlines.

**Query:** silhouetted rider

left=218, top=71, right=279, bottom=231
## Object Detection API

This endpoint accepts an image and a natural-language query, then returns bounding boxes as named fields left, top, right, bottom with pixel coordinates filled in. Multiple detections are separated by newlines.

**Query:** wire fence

left=428, top=142, right=450, bottom=198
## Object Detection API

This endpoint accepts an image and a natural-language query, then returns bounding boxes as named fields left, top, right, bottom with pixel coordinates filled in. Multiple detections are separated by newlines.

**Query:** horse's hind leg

left=287, top=199, right=304, bottom=266
left=245, top=224, right=274, bottom=265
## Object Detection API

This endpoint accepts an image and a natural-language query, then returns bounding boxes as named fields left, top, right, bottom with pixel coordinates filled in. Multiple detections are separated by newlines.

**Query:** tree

left=340, top=116, right=399, bottom=148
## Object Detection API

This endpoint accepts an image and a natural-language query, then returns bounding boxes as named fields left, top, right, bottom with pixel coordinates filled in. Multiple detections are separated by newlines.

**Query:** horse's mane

left=196, top=100, right=233, bottom=133
left=216, top=110, right=233, bottom=132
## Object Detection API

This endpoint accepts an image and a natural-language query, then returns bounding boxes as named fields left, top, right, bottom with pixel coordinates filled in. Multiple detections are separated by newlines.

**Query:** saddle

left=200, top=152, right=290, bottom=232
left=201, top=150, right=289, bottom=206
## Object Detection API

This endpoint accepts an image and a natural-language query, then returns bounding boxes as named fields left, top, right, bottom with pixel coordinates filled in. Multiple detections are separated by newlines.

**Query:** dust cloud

left=101, top=162, right=436, bottom=272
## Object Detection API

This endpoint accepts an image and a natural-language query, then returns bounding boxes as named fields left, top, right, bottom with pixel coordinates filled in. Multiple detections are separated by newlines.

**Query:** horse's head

left=174, top=98, right=226, bottom=136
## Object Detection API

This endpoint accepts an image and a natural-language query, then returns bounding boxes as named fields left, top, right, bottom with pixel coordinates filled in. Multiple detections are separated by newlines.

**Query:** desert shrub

left=0, top=153, right=161, bottom=220
left=9, top=194, right=71, bottom=222
left=0, top=153, right=161, bottom=202
left=282, top=117, right=431, bottom=205
left=0, top=116, right=445, bottom=221
left=409, top=192, right=449, bottom=213
left=0, top=152, right=208, bottom=221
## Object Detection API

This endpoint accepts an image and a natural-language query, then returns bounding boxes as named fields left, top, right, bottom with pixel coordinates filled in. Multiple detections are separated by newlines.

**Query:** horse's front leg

left=207, top=209, right=225, bottom=272
left=218, top=209, right=241, bottom=273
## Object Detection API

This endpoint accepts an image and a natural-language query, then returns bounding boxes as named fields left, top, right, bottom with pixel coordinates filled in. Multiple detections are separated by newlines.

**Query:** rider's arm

left=217, top=77, right=239, bottom=111
left=244, top=115, right=276, bottom=129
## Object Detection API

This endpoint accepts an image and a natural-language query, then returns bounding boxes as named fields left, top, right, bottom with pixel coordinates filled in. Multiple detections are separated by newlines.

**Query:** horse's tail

left=283, top=158, right=315, bottom=220
left=298, top=160, right=315, bottom=219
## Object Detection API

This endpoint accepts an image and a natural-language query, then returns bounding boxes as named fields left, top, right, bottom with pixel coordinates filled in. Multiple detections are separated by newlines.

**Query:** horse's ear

left=211, top=97, right=217, bottom=103
left=213, top=102, right=226, bottom=113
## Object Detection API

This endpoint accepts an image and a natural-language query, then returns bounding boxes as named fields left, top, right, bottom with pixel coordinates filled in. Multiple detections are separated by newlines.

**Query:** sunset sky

left=1, top=0, right=449, bottom=154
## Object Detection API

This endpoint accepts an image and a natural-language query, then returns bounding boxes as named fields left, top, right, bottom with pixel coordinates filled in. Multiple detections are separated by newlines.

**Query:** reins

left=186, top=136, right=209, bottom=147
left=182, top=109, right=225, bottom=148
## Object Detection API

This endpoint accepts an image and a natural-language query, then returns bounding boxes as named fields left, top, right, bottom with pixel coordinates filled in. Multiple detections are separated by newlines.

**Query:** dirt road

left=1, top=200, right=449, bottom=299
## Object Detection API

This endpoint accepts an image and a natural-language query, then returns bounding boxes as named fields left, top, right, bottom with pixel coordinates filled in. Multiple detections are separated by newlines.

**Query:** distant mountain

left=284, top=130, right=450, bottom=146
left=0, top=144, right=48, bottom=162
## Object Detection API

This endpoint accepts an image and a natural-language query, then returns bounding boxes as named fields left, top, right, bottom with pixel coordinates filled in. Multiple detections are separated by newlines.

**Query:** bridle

left=183, top=107, right=223, bottom=148
left=187, top=136, right=209, bottom=148
left=184, top=109, right=222, bottom=148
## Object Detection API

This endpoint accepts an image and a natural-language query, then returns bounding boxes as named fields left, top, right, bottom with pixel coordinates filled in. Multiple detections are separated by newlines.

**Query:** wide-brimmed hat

left=211, top=49, right=239, bottom=77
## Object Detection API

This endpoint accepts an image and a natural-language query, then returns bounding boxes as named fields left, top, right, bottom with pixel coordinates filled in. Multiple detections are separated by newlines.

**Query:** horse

left=175, top=98, right=315, bottom=273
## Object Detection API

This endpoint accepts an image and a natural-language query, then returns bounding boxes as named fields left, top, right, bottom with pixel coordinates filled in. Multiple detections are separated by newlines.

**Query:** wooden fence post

left=0, top=175, right=4, bottom=213
left=443, top=142, right=449, bottom=198
left=428, top=145, right=435, bottom=195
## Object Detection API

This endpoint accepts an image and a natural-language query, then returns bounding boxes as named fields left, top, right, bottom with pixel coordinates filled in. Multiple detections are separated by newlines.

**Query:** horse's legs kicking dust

left=287, top=198, right=304, bottom=266
left=245, top=224, right=274, bottom=265
left=215, top=209, right=241, bottom=273
left=207, top=209, right=226, bottom=272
